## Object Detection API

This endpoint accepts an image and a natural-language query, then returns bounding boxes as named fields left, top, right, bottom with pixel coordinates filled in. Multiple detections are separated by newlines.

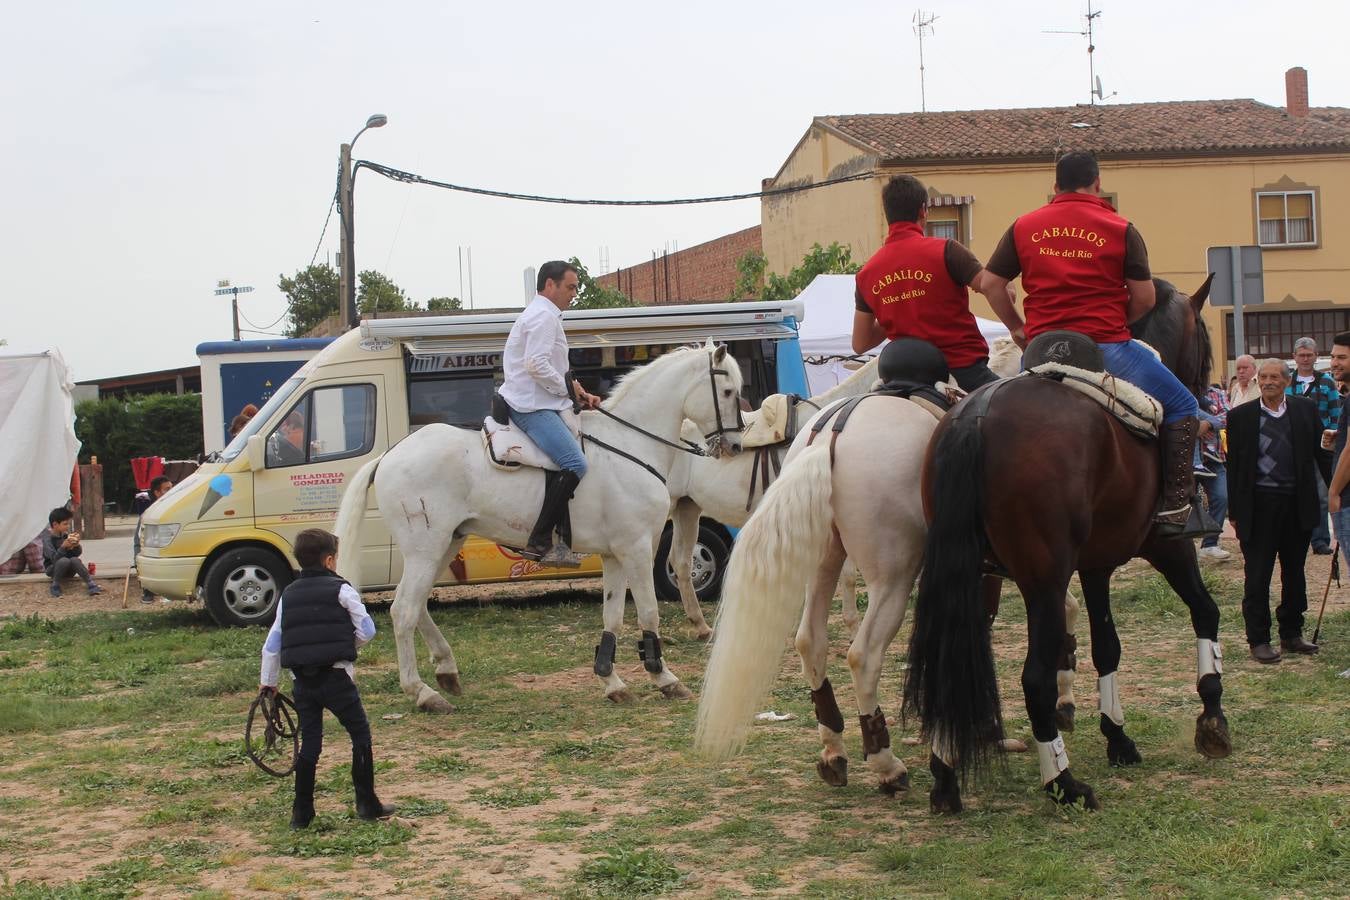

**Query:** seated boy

left=42, top=508, right=104, bottom=597
left=258, top=528, right=395, bottom=828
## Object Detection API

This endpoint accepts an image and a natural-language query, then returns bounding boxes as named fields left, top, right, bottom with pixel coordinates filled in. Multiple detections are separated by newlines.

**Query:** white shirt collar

left=532, top=294, right=564, bottom=317
left=1260, top=397, right=1289, bottom=418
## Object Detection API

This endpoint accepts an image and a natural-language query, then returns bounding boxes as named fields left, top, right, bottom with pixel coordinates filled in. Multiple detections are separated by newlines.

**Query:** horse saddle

left=1018, top=332, right=1162, bottom=439
left=806, top=378, right=954, bottom=463
left=482, top=396, right=581, bottom=472
left=741, top=393, right=817, bottom=448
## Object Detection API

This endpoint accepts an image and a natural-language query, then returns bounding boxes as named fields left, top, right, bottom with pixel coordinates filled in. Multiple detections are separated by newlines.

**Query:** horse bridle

left=588, top=353, right=743, bottom=456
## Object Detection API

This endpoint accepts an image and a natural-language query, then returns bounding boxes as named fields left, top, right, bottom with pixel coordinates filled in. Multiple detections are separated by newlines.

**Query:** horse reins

left=245, top=688, right=299, bottom=778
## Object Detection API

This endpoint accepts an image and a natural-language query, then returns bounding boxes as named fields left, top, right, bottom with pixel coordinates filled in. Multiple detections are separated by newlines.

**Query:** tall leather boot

left=520, top=470, right=583, bottom=568
left=352, top=743, right=395, bottom=821
left=1154, top=416, right=1221, bottom=540
left=291, top=757, right=316, bottom=829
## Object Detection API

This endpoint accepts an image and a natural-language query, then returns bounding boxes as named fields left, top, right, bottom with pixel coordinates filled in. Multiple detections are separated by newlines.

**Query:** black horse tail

left=902, top=412, right=1003, bottom=785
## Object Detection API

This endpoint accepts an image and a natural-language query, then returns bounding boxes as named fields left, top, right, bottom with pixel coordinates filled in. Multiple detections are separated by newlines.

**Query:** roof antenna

left=1043, top=1, right=1114, bottom=105
left=913, top=10, right=938, bottom=112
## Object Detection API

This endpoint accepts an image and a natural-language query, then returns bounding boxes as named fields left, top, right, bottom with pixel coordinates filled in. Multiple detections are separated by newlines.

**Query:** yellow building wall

left=765, top=134, right=1350, bottom=376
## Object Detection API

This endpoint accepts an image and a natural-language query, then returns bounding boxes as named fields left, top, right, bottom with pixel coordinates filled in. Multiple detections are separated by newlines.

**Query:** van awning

left=404, top=321, right=799, bottom=357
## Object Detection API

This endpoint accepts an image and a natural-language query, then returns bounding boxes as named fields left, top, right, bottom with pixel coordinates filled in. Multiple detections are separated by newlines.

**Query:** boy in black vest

left=258, top=528, right=395, bottom=828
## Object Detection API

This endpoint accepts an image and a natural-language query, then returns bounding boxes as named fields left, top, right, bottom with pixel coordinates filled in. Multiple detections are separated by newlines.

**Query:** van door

left=253, top=376, right=392, bottom=587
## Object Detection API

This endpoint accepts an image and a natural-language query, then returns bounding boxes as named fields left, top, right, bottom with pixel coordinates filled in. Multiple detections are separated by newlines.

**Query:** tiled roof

left=819, top=100, right=1350, bottom=163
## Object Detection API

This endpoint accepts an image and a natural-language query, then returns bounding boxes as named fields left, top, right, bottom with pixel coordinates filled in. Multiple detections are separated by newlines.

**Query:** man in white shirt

left=499, top=261, right=601, bottom=567
left=1229, top=354, right=1260, bottom=407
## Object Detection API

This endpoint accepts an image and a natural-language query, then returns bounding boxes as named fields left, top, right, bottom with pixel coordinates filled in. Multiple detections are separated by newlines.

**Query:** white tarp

left=793, top=274, right=1010, bottom=395
left=0, top=351, right=81, bottom=556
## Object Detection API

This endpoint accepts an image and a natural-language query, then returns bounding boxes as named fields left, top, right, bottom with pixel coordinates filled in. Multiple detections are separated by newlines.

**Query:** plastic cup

left=88, top=563, right=96, bottom=576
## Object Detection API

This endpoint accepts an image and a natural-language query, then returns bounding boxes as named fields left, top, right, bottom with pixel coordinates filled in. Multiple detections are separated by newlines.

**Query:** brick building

left=596, top=226, right=761, bottom=304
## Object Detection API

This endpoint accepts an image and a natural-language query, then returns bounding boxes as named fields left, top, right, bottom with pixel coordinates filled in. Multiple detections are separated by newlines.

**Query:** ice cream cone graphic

left=198, top=474, right=233, bottom=519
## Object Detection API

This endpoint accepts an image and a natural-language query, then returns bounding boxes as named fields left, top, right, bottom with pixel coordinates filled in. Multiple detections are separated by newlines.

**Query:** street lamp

left=338, top=113, right=388, bottom=331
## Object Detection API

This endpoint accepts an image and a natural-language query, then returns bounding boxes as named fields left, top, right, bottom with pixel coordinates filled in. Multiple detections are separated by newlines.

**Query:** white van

left=137, top=301, right=810, bottom=626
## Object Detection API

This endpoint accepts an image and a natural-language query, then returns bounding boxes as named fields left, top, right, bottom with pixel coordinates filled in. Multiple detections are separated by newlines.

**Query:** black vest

left=279, top=568, right=358, bottom=670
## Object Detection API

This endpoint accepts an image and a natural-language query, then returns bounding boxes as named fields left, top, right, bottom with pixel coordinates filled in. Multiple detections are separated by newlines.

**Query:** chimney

left=1285, top=67, right=1309, bottom=118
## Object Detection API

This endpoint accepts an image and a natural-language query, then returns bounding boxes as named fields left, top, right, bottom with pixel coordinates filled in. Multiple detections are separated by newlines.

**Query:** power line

left=356, top=161, right=874, bottom=207
left=308, top=193, right=337, bottom=268
left=238, top=306, right=290, bottom=332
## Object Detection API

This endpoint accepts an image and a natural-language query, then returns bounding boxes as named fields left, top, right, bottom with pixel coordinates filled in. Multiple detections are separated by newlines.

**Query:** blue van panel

left=218, top=360, right=308, bottom=446
left=774, top=334, right=809, bottom=397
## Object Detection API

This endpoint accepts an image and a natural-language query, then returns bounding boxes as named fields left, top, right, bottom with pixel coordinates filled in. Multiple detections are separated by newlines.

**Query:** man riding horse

left=979, top=151, right=1218, bottom=538
left=852, top=174, right=1020, bottom=391
left=499, top=260, right=603, bottom=566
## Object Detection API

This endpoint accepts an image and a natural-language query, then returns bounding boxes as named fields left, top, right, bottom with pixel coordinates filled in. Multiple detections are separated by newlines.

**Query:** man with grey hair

left=1226, top=358, right=1331, bottom=662
left=1229, top=354, right=1259, bottom=407
left=1287, top=337, right=1340, bottom=553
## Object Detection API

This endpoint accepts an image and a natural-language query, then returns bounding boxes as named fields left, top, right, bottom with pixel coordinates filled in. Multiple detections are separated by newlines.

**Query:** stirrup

left=538, top=542, right=585, bottom=568
left=1153, top=501, right=1218, bottom=540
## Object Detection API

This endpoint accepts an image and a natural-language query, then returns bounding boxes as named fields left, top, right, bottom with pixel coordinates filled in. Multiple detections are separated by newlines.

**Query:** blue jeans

left=1200, top=463, right=1228, bottom=548
left=1311, top=469, right=1331, bottom=550
left=1098, top=340, right=1199, bottom=424
left=1330, top=507, right=1350, bottom=553
left=506, top=406, right=588, bottom=478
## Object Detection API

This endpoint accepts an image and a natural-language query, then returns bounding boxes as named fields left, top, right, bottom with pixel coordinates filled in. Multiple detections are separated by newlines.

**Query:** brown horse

left=902, top=276, right=1232, bottom=813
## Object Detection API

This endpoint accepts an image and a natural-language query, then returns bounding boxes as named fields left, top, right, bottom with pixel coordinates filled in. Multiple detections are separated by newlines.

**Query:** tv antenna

left=913, top=10, right=938, bottom=112
left=1042, top=1, right=1115, bottom=105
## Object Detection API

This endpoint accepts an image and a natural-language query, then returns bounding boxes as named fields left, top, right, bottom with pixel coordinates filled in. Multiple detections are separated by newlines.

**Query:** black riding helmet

left=877, top=337, right=950, bottom=387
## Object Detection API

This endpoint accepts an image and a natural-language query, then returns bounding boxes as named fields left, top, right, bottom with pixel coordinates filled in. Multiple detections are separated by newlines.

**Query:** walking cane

left=1313, top=543, right=1339, bottom=645
left=121, top=569, right=132, bottom=609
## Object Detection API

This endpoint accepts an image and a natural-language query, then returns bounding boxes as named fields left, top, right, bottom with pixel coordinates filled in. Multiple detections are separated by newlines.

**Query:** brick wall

left=596, top=226, right=762, bottom=304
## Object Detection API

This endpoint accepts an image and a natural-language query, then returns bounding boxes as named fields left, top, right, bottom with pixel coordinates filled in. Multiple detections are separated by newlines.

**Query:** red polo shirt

left=854, top=221, right=988, bottom=368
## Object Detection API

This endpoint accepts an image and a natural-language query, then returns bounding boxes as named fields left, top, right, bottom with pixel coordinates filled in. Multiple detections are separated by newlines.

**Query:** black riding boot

left=520, top=470, right=583, bottom=568
left=352, top=743, right=395, bottom=820
left=1154, top=416, right=1221, bottom=540
left=291, top=757, right=316, bottom=829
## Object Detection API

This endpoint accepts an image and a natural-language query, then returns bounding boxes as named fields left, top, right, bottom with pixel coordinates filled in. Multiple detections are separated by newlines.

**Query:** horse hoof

left=999, top=738, right=1029, bottom=752
left=1107, top=739, right=1143, bottom=767
left=659, top=682, right=694, bottom=701
left=436, top=673, right=464, bottom=696
left=1055, top=704, right=1076, bottom=733
left=418, top=694, right=455, bottom=715
left=1194, top=713, right=1232, bottom=759
left=1046, top=771, right=1100, bottom=811
left=694, top=626, right=713, bottom=642
left=815, top=756, right=848, bottom=787
left=607, top=688, right=636, bottom=705
left=929, top=788, right=962, bottom=815
left=878, top=770, right=910, bottom=796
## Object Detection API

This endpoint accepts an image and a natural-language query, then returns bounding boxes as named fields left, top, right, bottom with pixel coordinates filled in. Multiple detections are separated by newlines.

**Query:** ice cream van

left=136, top=300, right=810, bottom=626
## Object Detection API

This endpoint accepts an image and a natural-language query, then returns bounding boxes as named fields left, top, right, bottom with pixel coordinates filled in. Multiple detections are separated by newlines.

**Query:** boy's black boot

left=352, top=743, right=395, bottom=820
left=290, top=757, right=316, bottom=829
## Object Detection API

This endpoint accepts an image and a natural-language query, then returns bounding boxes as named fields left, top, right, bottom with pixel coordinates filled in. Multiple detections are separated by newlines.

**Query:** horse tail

left=901, top=413, right=1003, bottom=784
left=695, top=443, right=834, bottom=760
left=334, top=454, right=384, bottom=588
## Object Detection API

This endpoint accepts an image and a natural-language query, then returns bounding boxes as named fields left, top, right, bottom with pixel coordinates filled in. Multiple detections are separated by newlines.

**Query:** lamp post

left=337, top=113, right=389, bottom=332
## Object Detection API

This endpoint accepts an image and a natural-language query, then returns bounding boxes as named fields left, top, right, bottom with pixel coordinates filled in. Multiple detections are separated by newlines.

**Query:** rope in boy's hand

left=245, top=688, right=299, bottom=777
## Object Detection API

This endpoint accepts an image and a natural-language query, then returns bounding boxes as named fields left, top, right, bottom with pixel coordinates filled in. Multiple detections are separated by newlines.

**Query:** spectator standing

left=1226, top=359, right=1329, bottom=662
left=1323, top=333, right=1350, bottom=561
left=1229, top=354, right=1260, bottom=407
left=1197, top=384, right=1231, bottom=560
left=132, top=476, right=173, bottom=603
left=42, top=508, right=104, bottom=597
left=1286, top=337, right=1340, bottom=553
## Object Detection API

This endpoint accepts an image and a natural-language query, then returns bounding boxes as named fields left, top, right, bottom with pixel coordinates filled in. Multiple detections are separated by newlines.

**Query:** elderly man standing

left=1226, top=359, right=1330, bottom=662
left=1229, top=354, right=1260, bottom=406
left=1286, top=337, right=1340, bottom=553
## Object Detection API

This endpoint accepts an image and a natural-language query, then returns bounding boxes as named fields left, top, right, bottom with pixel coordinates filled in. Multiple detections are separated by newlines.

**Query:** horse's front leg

left=1055, top=588, right=1082, bottom=732
left=418, top=538, right=467, bottom=696
left=1141, top=538, right=1232, bottom=760
left=669, top=498, right=713, bottom=640
left=836, top=557, right=861, bottom=639
left=621, top=544, right=691, bottom=700
left=391, top=558, right=454, bottom=713
left=1078, top=569, right=1141, bottom=767
left=795, top=531, right=850, bottom=788
left=595, top=558, right=633, bottom=703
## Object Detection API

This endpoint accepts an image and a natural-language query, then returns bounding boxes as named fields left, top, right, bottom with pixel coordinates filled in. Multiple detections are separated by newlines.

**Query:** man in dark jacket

left=42, top=507, right=104, bottom=598
left=1226, top=359, right=1331, bottom=662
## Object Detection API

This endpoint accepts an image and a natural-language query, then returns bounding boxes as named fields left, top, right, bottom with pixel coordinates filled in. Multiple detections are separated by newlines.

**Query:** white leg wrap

left=1098, top=672, right=1124, bottom=726
left=1197, top=638, right=1223, bottom=678
left=1036, top=735, right=1070, bottom=785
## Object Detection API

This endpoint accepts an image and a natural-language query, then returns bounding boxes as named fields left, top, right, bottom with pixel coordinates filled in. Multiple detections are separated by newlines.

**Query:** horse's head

left=688, top=342, right=745, bottom=458
left=1130, top=275, right=1214, bottom=398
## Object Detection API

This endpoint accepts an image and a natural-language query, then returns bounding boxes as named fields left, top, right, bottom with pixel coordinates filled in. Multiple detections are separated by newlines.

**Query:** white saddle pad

left=1024, top=363, right=1162, bottom=438
left=482, top=410, right=581, bottom=472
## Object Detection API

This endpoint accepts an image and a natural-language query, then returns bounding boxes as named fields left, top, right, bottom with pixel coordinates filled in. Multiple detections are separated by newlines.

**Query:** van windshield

left=219, top=377, right=304, bottom=461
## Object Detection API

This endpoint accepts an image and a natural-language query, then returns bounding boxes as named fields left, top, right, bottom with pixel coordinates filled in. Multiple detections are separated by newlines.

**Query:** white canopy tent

left=793, top=274, right=1010, bottom=395
left=0, top=351, right=81, bottom=556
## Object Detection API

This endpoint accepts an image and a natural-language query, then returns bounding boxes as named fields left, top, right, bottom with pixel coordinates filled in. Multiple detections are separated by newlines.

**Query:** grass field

left=1, top=563, right=1347, bottom=898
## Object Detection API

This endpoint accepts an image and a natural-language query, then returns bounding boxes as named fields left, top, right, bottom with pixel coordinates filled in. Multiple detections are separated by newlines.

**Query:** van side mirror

left=246, top=435, right=265, bottom=471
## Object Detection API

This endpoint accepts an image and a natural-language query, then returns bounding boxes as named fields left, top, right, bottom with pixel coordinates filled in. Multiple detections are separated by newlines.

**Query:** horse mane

left=1130, top=278, right=1210, bottom=395
left=603, top=344, right=741, bottom=409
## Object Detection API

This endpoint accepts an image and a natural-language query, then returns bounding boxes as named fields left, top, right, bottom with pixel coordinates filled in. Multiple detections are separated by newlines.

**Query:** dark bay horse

left=903, top=276, right=1232, bottom=813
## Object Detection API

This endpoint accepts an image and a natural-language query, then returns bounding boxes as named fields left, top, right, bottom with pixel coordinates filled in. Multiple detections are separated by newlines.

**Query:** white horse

left=334, top=343, right=744, bottom=711
left=664, top=357, right=880, bottom=639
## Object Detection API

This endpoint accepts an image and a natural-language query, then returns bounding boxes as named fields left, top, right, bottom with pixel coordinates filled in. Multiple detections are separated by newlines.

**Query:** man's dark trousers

left=292, top=667, right=371, bottom=764
left=1238, top=488, right=1312, bottom=646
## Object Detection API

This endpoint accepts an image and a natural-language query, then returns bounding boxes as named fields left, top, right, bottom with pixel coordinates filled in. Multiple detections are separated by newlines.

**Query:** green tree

left=358, top=270, right=416, bottom=315
left=568, top=257, right=637, bottom=309
left=426, top=296, right=462, bottom=311
left=74, top=393, right=203, bottom=512
left=279, top=264, right=340, bottom=337
left=733, top=242, right=860, bottom=302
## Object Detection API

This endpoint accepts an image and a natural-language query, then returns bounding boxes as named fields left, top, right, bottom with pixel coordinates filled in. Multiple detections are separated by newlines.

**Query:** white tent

left=793, top=274, right=1009, bottom=395
left=0, top=351, right=81, bottom=556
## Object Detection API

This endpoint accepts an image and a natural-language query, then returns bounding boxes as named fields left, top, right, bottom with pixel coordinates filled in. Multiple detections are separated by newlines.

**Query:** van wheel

left=203, top=548, right=292, bottom=627
left=654, top=523, right=729, bottom=605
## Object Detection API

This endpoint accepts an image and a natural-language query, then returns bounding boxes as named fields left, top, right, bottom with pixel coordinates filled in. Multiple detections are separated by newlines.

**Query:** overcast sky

left=3, top=0, right=1347, bottom=380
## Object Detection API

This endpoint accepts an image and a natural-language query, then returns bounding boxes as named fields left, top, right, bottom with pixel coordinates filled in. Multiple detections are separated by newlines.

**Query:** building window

left=1256, top=190, right=1317, bottom=247
left=1225, top=308, right=1350, bottom=360
left=925, top=218, right=959, bottom=240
